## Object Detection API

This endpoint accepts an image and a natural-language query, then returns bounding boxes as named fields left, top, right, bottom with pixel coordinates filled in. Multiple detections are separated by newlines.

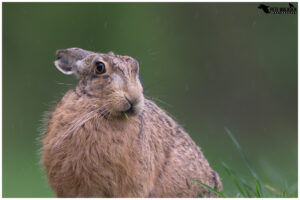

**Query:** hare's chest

left=73, top=122, right=154, bottom=196
left=92, top=124, right=148, bottom=169
left=49, top=116, right=154, bottom=195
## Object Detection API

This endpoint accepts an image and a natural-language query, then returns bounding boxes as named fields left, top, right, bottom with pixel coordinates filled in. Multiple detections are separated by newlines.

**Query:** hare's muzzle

left=122, top=96, right=136, bottom=114
left=122, top=95, right=143, bottom=115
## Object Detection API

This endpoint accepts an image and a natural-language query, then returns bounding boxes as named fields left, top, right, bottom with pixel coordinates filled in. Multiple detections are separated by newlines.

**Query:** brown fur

left=41, top=48, right=222, bottom=197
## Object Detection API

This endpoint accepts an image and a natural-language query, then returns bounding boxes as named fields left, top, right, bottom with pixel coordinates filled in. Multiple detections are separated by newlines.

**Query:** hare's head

left=54, top=48, right=144, bottom=118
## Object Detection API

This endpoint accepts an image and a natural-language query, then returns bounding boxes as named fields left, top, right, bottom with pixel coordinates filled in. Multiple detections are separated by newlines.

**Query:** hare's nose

left=123, top=96, right=136, bottom=114
left=125, top=96, right=138, bottom=107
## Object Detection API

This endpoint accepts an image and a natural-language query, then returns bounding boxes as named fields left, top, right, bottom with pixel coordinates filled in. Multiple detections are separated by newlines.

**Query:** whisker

left=64, top=105, right=100, bottom=128
left=53, top=103, right=111, bottom=150
left=55, top=81, right=73, bottom=86
left=60, top=104, right=107, bottom=136
left=72, top=108, right=109, bottom=132
left=144, top=95, right=172, bottom=108
left=107, top=112, right=113, bottom=121
left=66, top=105, right=109, bottom=134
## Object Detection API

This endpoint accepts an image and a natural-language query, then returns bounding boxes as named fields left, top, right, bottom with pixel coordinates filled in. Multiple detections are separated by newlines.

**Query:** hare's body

left=41, top=48, right=222, bottom=197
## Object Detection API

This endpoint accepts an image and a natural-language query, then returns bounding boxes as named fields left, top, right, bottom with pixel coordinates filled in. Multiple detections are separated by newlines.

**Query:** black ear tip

left=56, top=49, right=68, bottom=59
left=55, top=48, right=94, bottom=60
left=56, top=50, right=63, bottom=59
left=56, top=55, right=62, bottom=60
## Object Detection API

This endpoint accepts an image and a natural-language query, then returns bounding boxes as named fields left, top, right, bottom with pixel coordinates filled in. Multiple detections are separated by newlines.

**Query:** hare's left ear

left=54, top=48, right=94, bottom=75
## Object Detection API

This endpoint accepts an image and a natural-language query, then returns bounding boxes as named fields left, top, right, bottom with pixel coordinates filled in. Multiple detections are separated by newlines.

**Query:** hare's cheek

left=136, top=80, right=143, bottom=93
left=134, top=97, right=144, bottom=114
left=135, top=75, right=143, bottom=91
left=109, top=91, right=128, bottom=108
left=111, top=73, right=124, bottom=89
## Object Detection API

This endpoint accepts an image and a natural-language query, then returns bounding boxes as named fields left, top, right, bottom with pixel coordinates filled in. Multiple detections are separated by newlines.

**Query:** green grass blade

left=256, top=180, right=264, bottom=197
left=222, top=162, right=247, bottom=197
left=123, top=112, right=129, bottom=120
left=222, top=162, right=258, bottom=197
left=224, top=127, right=264, bottom=196
left=228, top=169, right=256, bottom=196
left=189, top=178, right=226, bottom=197
left=255, top=180, right=261, bottom=197
left=224, top=127, right=258, bottom=179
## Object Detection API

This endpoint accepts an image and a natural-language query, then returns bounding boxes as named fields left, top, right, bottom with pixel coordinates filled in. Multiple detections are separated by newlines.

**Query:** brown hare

left=41, top=48, right=222, bottom=197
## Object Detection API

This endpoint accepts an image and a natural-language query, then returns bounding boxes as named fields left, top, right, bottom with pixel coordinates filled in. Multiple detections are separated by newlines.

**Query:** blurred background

left=3, top=3, right=297, bottom=197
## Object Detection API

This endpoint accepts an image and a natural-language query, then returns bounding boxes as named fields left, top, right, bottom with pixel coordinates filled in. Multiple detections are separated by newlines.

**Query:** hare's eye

left=95, top=61, right=106, bottom=74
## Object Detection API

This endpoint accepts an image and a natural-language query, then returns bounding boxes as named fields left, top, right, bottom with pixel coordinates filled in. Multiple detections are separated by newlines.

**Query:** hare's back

left=142, top=99, right=220, bottom=197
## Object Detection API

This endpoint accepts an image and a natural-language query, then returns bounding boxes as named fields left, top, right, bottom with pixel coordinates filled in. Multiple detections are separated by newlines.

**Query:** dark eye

left=95, top=61, right=106, bottom=74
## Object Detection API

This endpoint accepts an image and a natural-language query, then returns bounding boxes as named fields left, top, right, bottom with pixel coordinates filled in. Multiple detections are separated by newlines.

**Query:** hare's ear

left=54, top=48, right=94, bottom=75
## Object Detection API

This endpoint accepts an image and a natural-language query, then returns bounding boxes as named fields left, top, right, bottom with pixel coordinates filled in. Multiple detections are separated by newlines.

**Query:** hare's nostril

left=124, top=105, right=134, bottom=115
left=125, top=96, right=139, bottom=107
left=123, top=96, right=140, bottom=115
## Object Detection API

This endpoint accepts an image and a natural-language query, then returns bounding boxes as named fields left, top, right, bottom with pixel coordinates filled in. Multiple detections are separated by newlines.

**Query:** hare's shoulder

left=143, top=99, right=196, bottom=146
left=43, top=89, right=91, bottom=136
left=41, top=90, right=74, bottom=135
left=143, top=99, right=179, bottom=129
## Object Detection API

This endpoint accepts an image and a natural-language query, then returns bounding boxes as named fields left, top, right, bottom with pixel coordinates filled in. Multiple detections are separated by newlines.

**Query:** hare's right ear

left=54, top=48, right=94, bottom=75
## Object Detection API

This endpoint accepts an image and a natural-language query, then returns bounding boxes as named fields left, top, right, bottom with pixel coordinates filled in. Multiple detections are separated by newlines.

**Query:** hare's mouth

left=118, top=97, right=142, bottom=117
left=108, top=96, right=144, bottom=119
left=113, top=102, right=143, bottom=119
left=119, top=103, right=139, bottom=117
left=123, top=105, right=135, bottom=115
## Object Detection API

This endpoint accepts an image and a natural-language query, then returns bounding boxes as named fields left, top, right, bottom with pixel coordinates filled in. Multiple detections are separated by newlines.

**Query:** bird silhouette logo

left=258, top=4, right=270, bottom=13
left=258, top=3, right=297, bottom=14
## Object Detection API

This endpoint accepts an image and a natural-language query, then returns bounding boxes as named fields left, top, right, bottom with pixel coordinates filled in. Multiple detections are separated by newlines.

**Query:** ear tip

left=56, top=49, right=69, bottom=58
left=56, top=47, right=82, bottom=53
left=54, top=60, right=73, bottom=75
left=54, top=47, right=94, bottom=76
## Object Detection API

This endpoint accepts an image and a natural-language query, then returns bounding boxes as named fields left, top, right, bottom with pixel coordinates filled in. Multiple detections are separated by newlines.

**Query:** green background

left=3, top=3, right=297, bottom=197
